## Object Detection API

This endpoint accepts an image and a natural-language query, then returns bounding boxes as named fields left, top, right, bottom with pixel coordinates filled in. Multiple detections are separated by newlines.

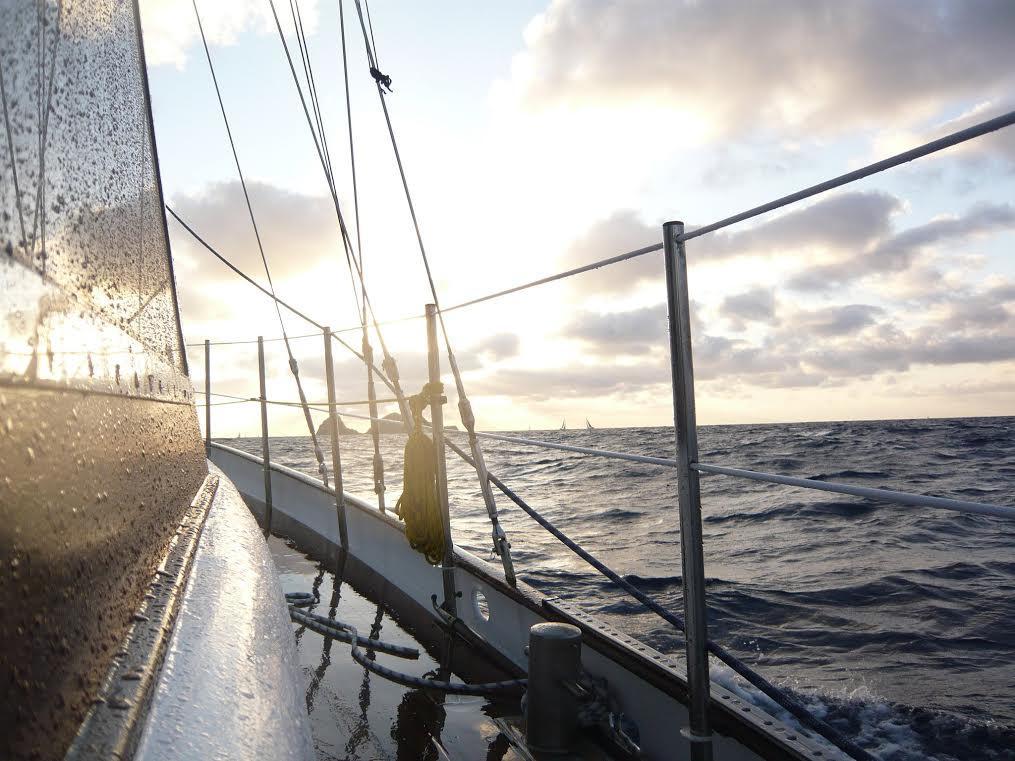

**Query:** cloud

left=565, top=305, right=667, bottom=355
left=695, top=192, right=900, bottom=260
left=471, top=333, right=520, bottom=361
left=139, top=0, right=319, bottom=69
left=562, top=191, right=901, bottom=295
left=720, top=288, right=777, bottom=331
left=511, top=0, right=1015, bottom=140
left=545, top=280, right=1015, bottom=395
left=875, top=100, right=1015, bottom=173
left=169, top=180, right=341, bottom=283
left=789, top=201, right=1015, bottom=290
left=559, top=210, right=664, bottom=295
left=470, top=363, right=669, bottom=402
left=792, top=304, right=884, bottom=337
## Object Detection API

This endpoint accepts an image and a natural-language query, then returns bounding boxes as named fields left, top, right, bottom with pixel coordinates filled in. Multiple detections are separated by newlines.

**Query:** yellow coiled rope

left=394, top=385, right=446, bottom=565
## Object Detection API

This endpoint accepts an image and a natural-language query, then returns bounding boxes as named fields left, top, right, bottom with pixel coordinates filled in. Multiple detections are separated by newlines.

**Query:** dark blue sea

left=232, top=416, right=1015, bottom=761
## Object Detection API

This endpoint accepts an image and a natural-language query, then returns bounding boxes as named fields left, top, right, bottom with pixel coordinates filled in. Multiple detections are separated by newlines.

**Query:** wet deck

left=268, top=536, right=531, bottom=761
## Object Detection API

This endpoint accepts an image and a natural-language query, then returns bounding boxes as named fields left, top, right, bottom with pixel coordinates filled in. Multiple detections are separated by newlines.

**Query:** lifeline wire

left=166, top=206, right=395, bottom=385
left=192, top=0, right=330, bottom=486
left=436, top=109, right=1015, bottom=315
left=444, top=439, right=876, bottom=761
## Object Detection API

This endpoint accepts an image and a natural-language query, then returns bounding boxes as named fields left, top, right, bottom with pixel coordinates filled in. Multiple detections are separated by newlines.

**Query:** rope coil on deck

left=394, top=387, right=446, bottom=565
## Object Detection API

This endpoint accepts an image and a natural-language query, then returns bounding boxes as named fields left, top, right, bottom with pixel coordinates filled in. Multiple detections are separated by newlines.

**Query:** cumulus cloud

left=542, top=279, right=1015, bottom=397
left=565, top=305, right=667, bottom=354
left=560, top=190, right=1014, bottom=301
left=511, top=0, right=1015, bottom=140
left=720, top=288, right=777, bottom=331
left=562, top=191, right=902, bottom=296
left=169, top=180, right=340, bottom=282
left=791, top=304, right=884, bottom=337
left=140, top=0, right=318, bottom=69
left=558, top=210, right=664, bottom=295
left=789, top=201, right=1015, bottom=290
left=470, top=363, right=669, bottom=402
left=471, top=332, right=520, bottom=361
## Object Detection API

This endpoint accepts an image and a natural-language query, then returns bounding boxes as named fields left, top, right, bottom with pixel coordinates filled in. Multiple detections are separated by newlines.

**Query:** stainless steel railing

left=189, top=105, right=1015, bottom=761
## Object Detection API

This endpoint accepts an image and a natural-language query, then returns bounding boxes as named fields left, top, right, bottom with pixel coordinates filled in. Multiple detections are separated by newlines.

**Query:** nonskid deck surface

left=268, top=536, right=531, bottom=761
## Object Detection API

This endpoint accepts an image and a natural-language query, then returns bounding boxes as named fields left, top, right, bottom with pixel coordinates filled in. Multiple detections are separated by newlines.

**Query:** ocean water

left=228, top=416, right=1015, bottom=761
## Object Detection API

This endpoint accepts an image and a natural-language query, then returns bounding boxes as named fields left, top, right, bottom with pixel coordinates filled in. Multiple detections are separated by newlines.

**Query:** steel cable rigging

left=191, top=0, right=330, bottom=486
left=349, top=0, right=516, bottom=584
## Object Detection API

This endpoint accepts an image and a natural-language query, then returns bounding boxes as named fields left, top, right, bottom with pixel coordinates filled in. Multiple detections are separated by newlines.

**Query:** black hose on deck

left=286, top=595, right=526, bottom=697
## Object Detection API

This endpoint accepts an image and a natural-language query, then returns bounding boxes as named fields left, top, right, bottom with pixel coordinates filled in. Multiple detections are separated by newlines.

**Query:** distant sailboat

left=586, top=419, right=594, bottom=431
left=560, top=419, right=567, bottom=431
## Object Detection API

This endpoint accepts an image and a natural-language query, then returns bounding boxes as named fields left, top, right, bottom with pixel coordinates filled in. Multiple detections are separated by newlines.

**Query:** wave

left=262, top=416, right=1015, bottom=757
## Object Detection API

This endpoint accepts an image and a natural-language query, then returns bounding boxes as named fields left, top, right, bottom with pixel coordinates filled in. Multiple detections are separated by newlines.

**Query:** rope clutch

left=395, top=384, right=445, bottom=565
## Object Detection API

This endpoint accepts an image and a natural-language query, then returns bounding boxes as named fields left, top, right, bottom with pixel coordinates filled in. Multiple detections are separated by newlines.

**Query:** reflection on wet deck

left=268, top=536, right=529, bottom=761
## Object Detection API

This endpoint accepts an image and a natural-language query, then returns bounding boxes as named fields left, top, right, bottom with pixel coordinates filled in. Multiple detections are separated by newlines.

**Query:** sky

left=139, top=0, right=1015, bottom=435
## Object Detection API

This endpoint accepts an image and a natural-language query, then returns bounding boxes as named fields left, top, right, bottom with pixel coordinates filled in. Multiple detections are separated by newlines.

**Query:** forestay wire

left=339, top=0, right=388, bottom=508
left=266, top=0, right=413, bottom=429
left=191, top=0, right=331, bottom=486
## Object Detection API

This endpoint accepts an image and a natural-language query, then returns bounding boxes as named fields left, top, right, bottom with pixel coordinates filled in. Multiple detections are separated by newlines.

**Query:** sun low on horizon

left=139, top=0, right=1015, bottom=437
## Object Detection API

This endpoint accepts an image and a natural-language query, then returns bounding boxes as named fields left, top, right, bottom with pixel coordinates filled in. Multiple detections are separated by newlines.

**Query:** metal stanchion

left=257, top=336, right=273, bottom=538
left=663, top=221, right=713, bottom=760
left=204, top=339, right=211, bottom=456
left=323, top=327, right=350, bottom=549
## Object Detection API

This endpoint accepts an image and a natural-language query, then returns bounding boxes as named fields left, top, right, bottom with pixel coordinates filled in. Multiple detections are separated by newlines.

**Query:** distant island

left=363, top=411, right=459, bottom=435
left=315, top=414, right=360, bottom=437
left=315, top=411, right=458, bottom=437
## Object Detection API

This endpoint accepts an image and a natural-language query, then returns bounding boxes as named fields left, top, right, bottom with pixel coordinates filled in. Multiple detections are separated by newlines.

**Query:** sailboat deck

left=269, top=537, right=542, bottom=760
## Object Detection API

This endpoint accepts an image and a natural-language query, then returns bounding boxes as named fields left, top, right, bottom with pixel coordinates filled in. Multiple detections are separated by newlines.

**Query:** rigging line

left=0, top=56, right=28, bottom=253
left=290, top=0, right=333, bottom=179
left=444, top=441, right=876, bottom=761
left=349, top=0, right=515, bottom=581
left=165, top=205, right=388, bottom=383
left=167, top=205, right=320, bottom=330
left=195, top=389, right=398, bottom=407
left=267, top=0, right=410, bottom=425
left=347, top=1, right=483, bottom=408
left=183, top=307, right=424, bottom=347
left=338, top=0, right=365, bottom=297
left=436, top=108, right=1015, bottom=314
left=442, top=241, right=665, bottom=314
left=350, top=0, right=466, bottom=375
left=193, top=0, right=330, bottom=486
left=289, top=0, right=365, bottom=323
left=165, top=209, right=408, bottom=414
left=339, top=0, right=386, bottom=507
left=267, top=0, right=371, bottom=331
left=186, top=331, right=321, bottom=347
left=681, top=108, right=1015, bottom=243
left=362, top=0, right=380, bottom=70
left=352, top=0, right=445, bottom=312
left=193, top=0, right=287, bottom=332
